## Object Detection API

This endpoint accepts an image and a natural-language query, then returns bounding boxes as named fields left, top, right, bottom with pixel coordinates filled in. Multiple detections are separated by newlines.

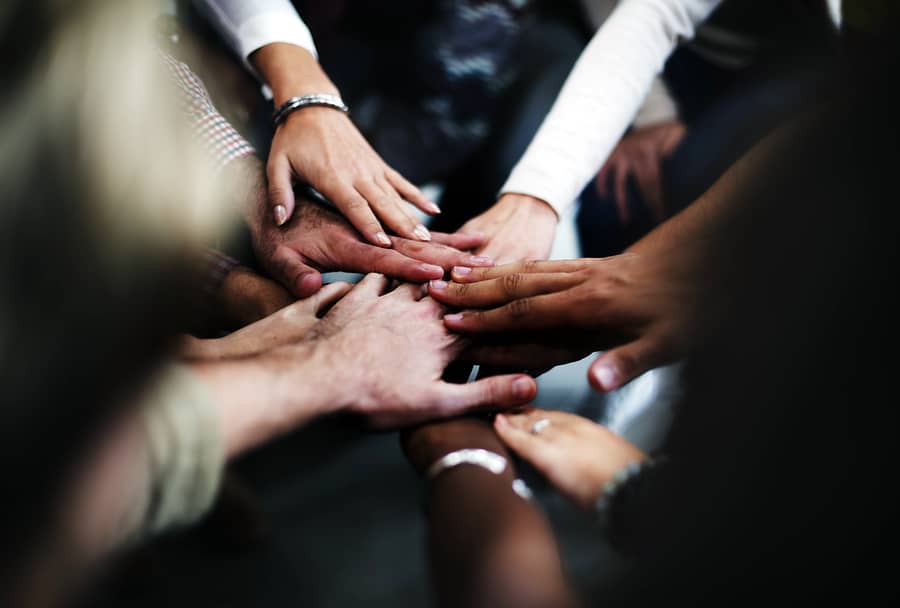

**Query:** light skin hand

left=252, top=43, right=439, bottom=245
left=246, top=168, right=493, bottom=297
left=458, top=193, right=559, bottom=264
left=596, top=120, right=687, bottom=224
left=429, top=254, right=694, bottom=392
left=494, top=407, right=646, bottom=511
left=192, top=274, right=538, bottom=457
left=181, top=282, right=352, bottom=360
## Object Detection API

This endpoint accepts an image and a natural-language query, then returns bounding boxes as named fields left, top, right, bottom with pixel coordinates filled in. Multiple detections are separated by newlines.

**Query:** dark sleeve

left=366, top=0, right=532, bottom=184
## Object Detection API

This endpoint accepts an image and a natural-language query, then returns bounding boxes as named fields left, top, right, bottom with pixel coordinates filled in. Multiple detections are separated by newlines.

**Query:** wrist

left=498, top=193, right=559, bottom=223
left=402, top=418, right=508, bottom=475
left=191, top=341, right=334, bottom=458
left=251, top=43, right=340, bottom=106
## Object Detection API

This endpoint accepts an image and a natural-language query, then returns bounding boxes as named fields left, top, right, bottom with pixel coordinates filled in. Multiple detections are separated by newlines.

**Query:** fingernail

left=429, top=280, right=448, bottom=290
left=512, top=377, right=533, bottom=399
left=444, top=313, right=464, bottom=323
left=494, top=414, right=508, bottom=427
left=375, top=232, right=392, bottom=246
left=429, top=202, right=442, bottom=214
left=452, top=266, right=472, bottom=276
left=273, top=205, right=287, bottom=226
left=413, top=224, right=432, bottom=241
left=421, top=264, right=444, bottom=276
left=592, top=364, right=619, bottom=390
left=468, top=256, right=493, bottom=266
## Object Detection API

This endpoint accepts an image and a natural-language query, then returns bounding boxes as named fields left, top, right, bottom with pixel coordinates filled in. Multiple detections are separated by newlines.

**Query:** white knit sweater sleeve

left=192, top=0, right=317, bottom=65
left=501, top=0, right=721, bottom=216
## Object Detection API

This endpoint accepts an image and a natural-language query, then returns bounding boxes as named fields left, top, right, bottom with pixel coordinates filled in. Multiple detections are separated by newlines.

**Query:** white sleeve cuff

left=235, top=11, right=318, bottom=62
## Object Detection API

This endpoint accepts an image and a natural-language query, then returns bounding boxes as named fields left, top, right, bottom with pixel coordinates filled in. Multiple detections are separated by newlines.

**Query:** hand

left=215, top=265, right=296, bottom=327
left=494, top=407, right=646, bottom=511
left=252, top=43, right=439, bottom=244
left=429, top=254, right=695, bottom=391
left=249, top=186, right=494, bottom=298
left=305, top=274, right=538, bottom=429
left=596, top=120, right=687, bottom=224
left=269, top=108, right=440, bottom=243
left=181, top=282, right=352, bottom=360
left=458, top=193, right=558, bottom=264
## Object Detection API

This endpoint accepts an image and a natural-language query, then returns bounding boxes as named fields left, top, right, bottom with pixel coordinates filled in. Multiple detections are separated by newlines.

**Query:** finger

left=309, top=281, right=353, bottom=315
left=345, top=273, right=391, bottom=302
left=324, top=182, right=391, bottom=247
left=450, top=259, right=586, bottom=283
left=493, top=413, right=556, bottom=466
left=442, top=292, right=574, bottom=334
left=390, top=238, right=493, bottom=272
left=358, top=179, right=428, bottom=242
left=432, top=374, right=537, bottom=416
left=269, top=246, right=323, bottom=298
left=429, top=272, right=579, bottom=308
left=633, top=154, right=665, bottom=223
left=614, top=161, right=631, bottom=224
left=267, top=155, right=296, bottom=226
left=497, top=407, right=564, bottom=435
left=389, top=281, right=430, bottom=302
left=385, top=168, right=440, bottom=215
left=588, top=336, right=669, bottom=392
left=339, top=240, right=445, bottom=282
left=431, top=231, right=487, bottom=251
left=595, top=162, right=611, bottom=199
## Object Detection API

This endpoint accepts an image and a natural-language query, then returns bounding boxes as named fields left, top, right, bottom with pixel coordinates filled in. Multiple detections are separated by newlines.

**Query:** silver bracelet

left=272, top=93, right=350, bottom=127
left=425, top=448, right=507, bottom=481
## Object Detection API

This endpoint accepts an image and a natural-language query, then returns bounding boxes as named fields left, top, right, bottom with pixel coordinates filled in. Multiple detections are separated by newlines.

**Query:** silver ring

left=531, top=418, right=551, bottom=435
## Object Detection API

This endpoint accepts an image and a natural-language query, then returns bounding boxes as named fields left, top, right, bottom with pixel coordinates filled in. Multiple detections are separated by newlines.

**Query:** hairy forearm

left=250, top=42, right=338, bottom=105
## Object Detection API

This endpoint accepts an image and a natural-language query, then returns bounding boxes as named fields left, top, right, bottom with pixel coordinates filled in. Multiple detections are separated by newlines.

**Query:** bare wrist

left=498, top=193, right=559, bottom=223
left=251, top=42, right=340, bottom=105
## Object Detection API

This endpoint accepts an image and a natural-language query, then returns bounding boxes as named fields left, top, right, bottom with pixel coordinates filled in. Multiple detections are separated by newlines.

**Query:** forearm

left=190, top=345, right=333, bottom=459
left=250, top=42, right=338, bottom=105
left=404, top=419, right=574, bottom=608
left=627, top=126, right=773, bottom=257
left=501, top=0, right=719, bottom=215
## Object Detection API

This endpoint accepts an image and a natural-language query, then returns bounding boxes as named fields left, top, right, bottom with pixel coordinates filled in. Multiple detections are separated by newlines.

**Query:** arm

left=403, top=419, right=576, bottom=608
left=195, top=1, right=438, bottom=245
left=501, top=0, right=720, bottom=215
left=459, top=0, right=719, bottom=263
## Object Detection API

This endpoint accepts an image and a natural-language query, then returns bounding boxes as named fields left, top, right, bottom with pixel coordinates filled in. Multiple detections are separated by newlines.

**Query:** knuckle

left=507, top=297, right=532, bottom=319
left=501, top=273, right=522, bottom=296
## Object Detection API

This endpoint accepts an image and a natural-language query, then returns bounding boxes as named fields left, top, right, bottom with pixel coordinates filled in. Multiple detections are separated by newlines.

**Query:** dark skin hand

left=428, top=254, right=696, bottom=392
left=402, top=418, right=577, bottom=608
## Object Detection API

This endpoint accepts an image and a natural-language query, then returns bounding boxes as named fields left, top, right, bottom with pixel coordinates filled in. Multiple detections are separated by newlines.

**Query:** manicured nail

left=413, top=224, right=432, bottom=241
left=273, top=205, right=287, bottom=226
left=468, top=256, right=493, bottom=266
left=512, top=377, right=532, bottom=399
left=429, top=280, right=448, bottom=290
left=592, top=364, right=619, bottom=390
left=375, top=232, right=392, bottom=246
left=444, top=313, right=464, bottom=323
left=452, top=266, right=472, bottom=276
left=421, top=264, right=444, bottom=276
left=428, top=202, right=442, bottom=214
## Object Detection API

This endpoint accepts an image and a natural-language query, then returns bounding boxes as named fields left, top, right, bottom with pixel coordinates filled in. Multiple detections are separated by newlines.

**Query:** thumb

left=308, top=281, right=353, bottom=315
left=270, top=246, right=323, bottom=298
left=267, top=155, right=296, bottom=226
left=588, top=337, right=666, bottom=392
left=434, top=374, right=537, bottom=416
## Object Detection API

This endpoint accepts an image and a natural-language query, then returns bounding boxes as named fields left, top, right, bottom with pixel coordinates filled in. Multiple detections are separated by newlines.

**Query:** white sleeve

left=193, top=0, right=317, bottom=65
left=501, top=0, right=720, bottom=216
left=633, top=76, right=679, bottom=128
